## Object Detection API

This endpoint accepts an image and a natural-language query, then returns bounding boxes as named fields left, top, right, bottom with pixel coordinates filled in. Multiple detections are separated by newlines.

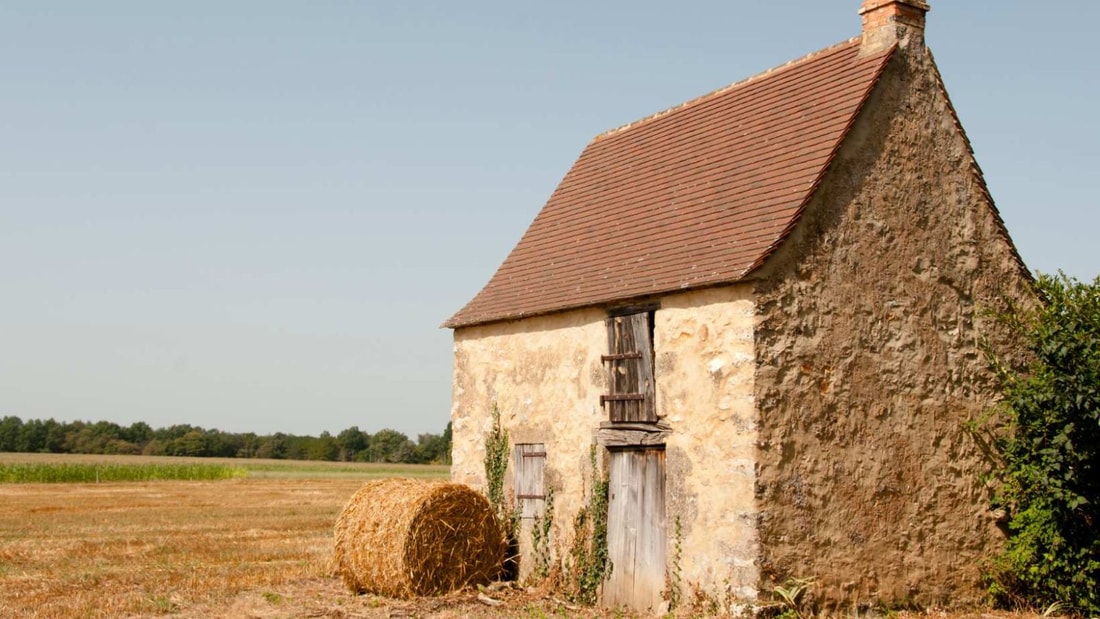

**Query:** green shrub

left=988, top=272, right=1100, bottom=614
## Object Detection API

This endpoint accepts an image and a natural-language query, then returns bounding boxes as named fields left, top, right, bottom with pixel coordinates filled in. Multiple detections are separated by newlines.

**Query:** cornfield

left=0, top=462, right=246, bottom=483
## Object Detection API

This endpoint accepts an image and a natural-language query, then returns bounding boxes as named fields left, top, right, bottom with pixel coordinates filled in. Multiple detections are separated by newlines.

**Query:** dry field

left=1, top=476, right=356, bottom=617
left=0, top=454, right=456, bottom=618
left=0, top=454, right=1049, bottom=619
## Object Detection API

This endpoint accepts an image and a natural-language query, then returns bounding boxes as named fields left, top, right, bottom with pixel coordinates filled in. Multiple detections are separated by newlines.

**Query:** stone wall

left=656, top=286, right=759, bottom=602
left=451, top=286, right=761, bottom=597
left=450, top=306, right=608, bottom=579
left=750, top=43, right=1035, bottom=608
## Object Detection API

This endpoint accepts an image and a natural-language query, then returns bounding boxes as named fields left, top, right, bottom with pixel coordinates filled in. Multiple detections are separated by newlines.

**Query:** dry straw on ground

left=333, top=478, right=504, bottom=598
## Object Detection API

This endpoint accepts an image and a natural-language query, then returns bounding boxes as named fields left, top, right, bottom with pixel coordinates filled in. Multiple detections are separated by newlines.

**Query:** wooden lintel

left=598, top=421, right=672, bottom=432
left=596, top=426, right=670, bottom=448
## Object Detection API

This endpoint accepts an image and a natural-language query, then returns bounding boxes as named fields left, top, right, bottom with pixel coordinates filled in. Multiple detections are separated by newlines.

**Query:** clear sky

left=1, top=2, right=1096, bottom=438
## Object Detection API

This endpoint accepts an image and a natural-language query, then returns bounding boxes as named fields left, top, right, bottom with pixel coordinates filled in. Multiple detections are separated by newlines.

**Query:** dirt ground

left=179, top=577, right=628, bottom=618
left=183, top=579, right=1052, bottom=619
left=165, top=577, right=1049, bottom=619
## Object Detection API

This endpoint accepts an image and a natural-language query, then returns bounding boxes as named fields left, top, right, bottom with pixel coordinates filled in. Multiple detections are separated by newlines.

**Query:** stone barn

left=444, top=0, right=1034, bottom=612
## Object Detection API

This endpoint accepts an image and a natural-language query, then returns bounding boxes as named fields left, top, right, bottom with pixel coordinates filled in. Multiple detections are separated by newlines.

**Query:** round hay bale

left=333, top=478, right=504, bottom=598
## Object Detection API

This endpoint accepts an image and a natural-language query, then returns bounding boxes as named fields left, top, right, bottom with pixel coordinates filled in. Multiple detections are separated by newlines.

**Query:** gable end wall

left=750, top=46, right=1034, bottom=608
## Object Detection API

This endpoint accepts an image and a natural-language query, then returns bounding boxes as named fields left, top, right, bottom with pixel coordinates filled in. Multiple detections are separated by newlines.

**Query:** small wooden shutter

left=602, top=312, right=656, bottom=423
left=514, top=443, right=546, bottom=519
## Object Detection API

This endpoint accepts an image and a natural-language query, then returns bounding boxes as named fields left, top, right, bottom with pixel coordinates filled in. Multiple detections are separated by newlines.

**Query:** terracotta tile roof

left=445, top=38, right=895, bottom=328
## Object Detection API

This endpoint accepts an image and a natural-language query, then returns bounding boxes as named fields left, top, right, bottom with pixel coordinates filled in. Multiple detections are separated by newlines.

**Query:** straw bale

left=333, top=478, right=504, bottom=598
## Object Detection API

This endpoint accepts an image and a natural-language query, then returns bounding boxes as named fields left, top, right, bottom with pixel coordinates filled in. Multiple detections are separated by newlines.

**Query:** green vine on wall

left=566, top=445, right=610, bottom=605
left=483, top=403, right=509, bottom=520
left=483, top=403, right=519, bottom=579
left=530, top=487, right=554, bottom=582
left=665, top=515, right=684, bottom=611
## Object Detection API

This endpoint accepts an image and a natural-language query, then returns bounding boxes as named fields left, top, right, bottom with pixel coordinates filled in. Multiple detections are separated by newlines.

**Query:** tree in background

left=205, top=429, right=243, bottom=458
left=988, top=273, right=1100, bottom=613
left=255, top=432, right=289, bottom=460
left=16, top=419, right=48, bottom=453
left=367, top=428, right=414, bottom=463
left=283, top=435, right=309, bottom=460
left=411, top=424, right=452, bottom=464
left=441, top=421, right=452, bottom=464
left=122, top=422, right=154, bottom=446
left=165, top=430, right=209, bottom=457
left=0, top=415, right=451, bottom=465
left=336, top=426, right=369, bottom=462
left=306, top=431, right=340, bottom=461
left=0, top=416, right=22, bottom=452
left=42, top=419, right=66, bottom=453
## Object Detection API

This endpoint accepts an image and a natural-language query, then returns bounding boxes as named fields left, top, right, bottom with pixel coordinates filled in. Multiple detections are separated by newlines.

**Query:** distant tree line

left=0, top=416, right=452, bottom=465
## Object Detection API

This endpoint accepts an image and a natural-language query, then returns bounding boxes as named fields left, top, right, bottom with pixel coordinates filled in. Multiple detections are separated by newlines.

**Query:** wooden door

left=604, top=447, right=666, bottom=611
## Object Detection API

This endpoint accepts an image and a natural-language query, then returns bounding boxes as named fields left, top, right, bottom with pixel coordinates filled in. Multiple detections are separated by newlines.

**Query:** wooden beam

left=596, top=426, right=670, bottom=448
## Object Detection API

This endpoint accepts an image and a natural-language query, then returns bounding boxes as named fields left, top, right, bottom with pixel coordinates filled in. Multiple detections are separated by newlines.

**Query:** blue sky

left=1, top=2, right=1096, bottom=438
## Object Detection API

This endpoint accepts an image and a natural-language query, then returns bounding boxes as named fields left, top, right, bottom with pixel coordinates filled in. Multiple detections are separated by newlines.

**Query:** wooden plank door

left=603, top=448, right=666, bottom=612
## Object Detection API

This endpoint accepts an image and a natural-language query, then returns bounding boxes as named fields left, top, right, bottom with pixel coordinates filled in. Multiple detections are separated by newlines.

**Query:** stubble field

left=0, top=453, right=616, bottom=618
left=0, top=454, right=458, bottom=618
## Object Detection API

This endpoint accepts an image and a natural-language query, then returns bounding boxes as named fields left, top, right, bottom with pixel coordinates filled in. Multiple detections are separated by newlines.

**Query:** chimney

left=859, top=0, right=930, bottom=54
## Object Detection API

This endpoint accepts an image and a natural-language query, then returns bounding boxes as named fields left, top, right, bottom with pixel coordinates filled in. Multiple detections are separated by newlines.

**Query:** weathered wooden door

left=604, top=447, right=666, bottom=611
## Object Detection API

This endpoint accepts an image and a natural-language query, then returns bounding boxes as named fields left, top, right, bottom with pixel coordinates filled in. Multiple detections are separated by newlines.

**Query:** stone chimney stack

left=859, top=0, right=930, bottom=54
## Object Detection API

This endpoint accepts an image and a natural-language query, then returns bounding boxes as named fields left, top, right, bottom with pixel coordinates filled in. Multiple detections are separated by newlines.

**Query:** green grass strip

left=0, top=463, right=247, bottom=484
left=236, top=462, right=449, bottom=479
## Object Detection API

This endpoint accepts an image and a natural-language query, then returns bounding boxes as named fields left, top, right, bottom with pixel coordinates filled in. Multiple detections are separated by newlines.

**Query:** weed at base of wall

left=664, top=516, right=684, bottom=611
left=564, top=445, right=609, bottom=605
left=530, top=487, right=554, bottom=583
left=482, top=403, right=519, bottom=580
